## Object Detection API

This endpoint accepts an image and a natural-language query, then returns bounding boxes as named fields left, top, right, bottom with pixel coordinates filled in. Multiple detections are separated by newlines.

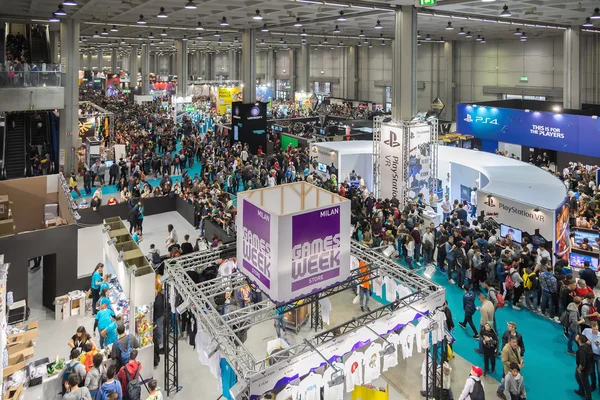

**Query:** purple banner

left=242, top=200, right=272, bottom=289
left=291, top=206, right=341, bottom=293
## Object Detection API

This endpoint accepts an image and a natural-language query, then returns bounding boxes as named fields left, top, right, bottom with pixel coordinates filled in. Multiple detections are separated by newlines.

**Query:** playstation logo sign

left=384, top=130, right=401, bottom=148
left=464, top=114, right=499, bottom=125
left=484, top=197, right=495, bottom=207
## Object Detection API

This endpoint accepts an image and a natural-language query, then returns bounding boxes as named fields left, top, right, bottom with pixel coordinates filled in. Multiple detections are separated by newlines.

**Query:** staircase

left=4, top=115, right=26, bottom=179
left=30, top=113, right=49, bottom=146
left=29, top=28, right=49, bottom=64
left=8, top=24, right=26, bottom=36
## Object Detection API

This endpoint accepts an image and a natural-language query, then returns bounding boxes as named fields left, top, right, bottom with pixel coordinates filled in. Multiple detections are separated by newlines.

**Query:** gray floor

left=25, top=211, right=498, bottom=399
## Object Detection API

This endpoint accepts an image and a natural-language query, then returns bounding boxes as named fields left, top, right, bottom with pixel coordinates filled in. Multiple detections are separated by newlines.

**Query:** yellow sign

left=217, top=87, right=243, bottom=114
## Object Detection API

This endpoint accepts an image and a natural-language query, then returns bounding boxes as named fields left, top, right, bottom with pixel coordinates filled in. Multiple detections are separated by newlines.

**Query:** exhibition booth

left=161, top=182, right=448, bottom=400
left=309, top=141, right=374, bottom=190
left=455, top=101, right=600, bottom=169
left=438, top=146, right=569, bottom=262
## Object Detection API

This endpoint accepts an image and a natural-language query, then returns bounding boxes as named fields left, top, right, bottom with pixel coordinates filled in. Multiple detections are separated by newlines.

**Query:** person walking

left=497, top=336, right=524, bottom=399
left=111, top=324, right=140, bottom=372
left=69, top=172, right=82, bottom=197
left=581, top=321, right=600, bottom=392
left=503, top=363, right=526, bottom=400
left=501, top=322, right=525, bottom=358
left=476, top=292, right=495, bottom=354
left=567, top=296, right=586, bottom=356
left=458, top=285, right=479, bottom=338
left=146, top=379, right=163, bottom=400
left=358, top=261, right=371, bottom=312
left=90, top=263, right=104, bottom=316
left=575, top=334, right=594, bottom=400
left=481, top=321, right=499, bottom=376
left=457, top=365, right=485, bottom=400
left=422, top=226, right=435, bottom=265
left=445, top=236, right=456, bottom=284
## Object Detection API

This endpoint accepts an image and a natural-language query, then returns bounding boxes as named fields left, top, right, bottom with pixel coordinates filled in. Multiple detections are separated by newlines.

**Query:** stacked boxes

left=0, top=195, right=13, bottom=237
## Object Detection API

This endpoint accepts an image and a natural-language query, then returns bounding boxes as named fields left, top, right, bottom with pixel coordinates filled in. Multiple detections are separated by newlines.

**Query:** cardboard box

left=7, top=340, right=34, bottom=359
left=7, top=321, right=38, bottom=344
left=0, top=218, right=13, bottom=237
left=3, top=384, right=23, bottom=400
left=3, top=355, right=26, bottom=378
left=0, top=195, right=9, bottom=220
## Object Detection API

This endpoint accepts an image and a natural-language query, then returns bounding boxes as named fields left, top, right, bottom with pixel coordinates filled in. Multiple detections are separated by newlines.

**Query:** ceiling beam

left=72, top=0, right=102, bottom=18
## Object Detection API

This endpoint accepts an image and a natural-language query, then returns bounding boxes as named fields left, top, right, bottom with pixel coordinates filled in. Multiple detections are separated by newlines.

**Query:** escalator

left=4, top=114, right=26, bottom=179
left=29, top=26, right=49, bottom=64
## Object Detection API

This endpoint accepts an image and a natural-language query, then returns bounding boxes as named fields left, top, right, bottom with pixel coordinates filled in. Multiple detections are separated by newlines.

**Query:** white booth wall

left=310, top=141, right=374, bottom=190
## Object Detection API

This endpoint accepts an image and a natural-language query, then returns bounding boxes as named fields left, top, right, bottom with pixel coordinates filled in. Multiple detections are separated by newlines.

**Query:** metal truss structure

left=163, top=282, right=179, bottom=397
left=162, top=240, right=443, bottom=399
left=429, top=118, right=440, bottom=194
left=372, top=115, right=383, bottom=199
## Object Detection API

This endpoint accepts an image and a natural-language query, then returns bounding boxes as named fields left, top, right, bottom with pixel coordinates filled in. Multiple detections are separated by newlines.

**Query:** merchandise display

left=322, top=364, right=344, bottom=400
left=362, top=342, right=383, bottom=384
left=344, top=351, right=365, bottom=393
left=134, top=305, right=154, bottom=348
left=297, top=372, right=323, bottom=400
left=108, top=276, right=130, bottom=327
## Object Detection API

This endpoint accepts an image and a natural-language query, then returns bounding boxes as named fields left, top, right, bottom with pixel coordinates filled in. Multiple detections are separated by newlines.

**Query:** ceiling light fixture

left=148, top=32, right=154, bottom=39
left=333, top=25, right=340, bottom=33
left=417, top=30, right=421, bottom=38
left=521, top=31, right=527, bottom=39
left=446, top=21, right=454, bottom=30
left=592, top=8, right=600, bottom=19
left=49, top=13, right=60, bottom=22
left=501, top=4, right=511, bottom=17
left=93, top=31, right=100, bottom=38
left=196, top=32, right=202, bottom=39
left=157, top=7, right=167, bottom=18
left=182, top=35, right=188, bottom=41
left=253, top=9, right=263, bottom=20
left=584, top=17, right=594, bottom=27
left=234, top=36, right=239, bottom=42
left=261, top=24, right=269, bottom=32
left=301, top=29, right=307, bottom=36
left=476, top=34, right=482, bottom=41
left=337, top=11, right=347, bottom=21
left=481, top=37, right=486, bottom=43
left=214, top=32, right=220, bottom=37
left=357, top=41, right=362, bottom=46
left=120, top=38, right=126, bottom=44
left=137, top=34, right=143, bottom=40
left=294, top=17, right=302, bottom=27
left=481, top=0, right=495, bottom=2
left=280, top=37, right=285, bottom=44
left=220, top=16, right=229, bottom=26
left=184, top=0, right=197, bottom=9
left=359, top=30, right=365, bottom=37
left=161, top=29, right=167, bottom=36
left=425, top=34, right=431, bottom=41
left=375, top=20, right=382, bottom=29
left=466, top=31, right=473, bottom=38
left=458, top=27, right=466, bottom=35
left=514, top=28, right=522, bottom=35
left=63, top=0, right=77, bottom=5
left=101, top=28, right=108, bottom=35
left=260, top=38, right=265, bottom=44
left=55, top=4, right=67, bottom=16
left=368, top=42, right=373, bottom=48
left=137, top=14, right=146, bottom=24
left=111, top=25, right=118, bottom=32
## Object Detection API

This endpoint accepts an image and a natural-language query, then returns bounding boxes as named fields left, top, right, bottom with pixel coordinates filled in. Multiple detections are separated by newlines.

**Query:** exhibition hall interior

left=1, top=0, right=600, bottom=399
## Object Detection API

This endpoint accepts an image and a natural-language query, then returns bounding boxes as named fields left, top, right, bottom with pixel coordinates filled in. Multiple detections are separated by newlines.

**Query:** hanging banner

left=256, top=86, right=274, bottom=103
left=217, top=87, right=243, bottom=114
left=407, top=123, right=432, bottom=202
left=78, top=117, right=96, bottom=138
left=555, top=202, right=570, bottom=261
left=379, top=123, right=405, bottom=203
left=240, top=200, right=273, bottom=289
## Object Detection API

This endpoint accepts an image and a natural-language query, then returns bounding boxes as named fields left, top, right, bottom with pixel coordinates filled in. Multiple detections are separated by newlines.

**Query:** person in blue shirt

left=445, top=236, right=456, bottom=284
left=583, top=321, right=600, bottom=390
left=98, top=287, right=113, bottom=309
left=94, top=304, right=115, bottom=349
left=96, top=365, right=122, bottom=400
left=102, top=315, right=123, bottom=347
left=132, top=227, right=143, bottom=244
left=90, top=263, right=104, bottom=316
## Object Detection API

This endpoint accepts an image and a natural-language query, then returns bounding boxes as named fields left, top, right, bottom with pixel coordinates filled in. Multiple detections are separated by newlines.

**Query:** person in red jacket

left=117, top=349, right=142, bottom=396
left=576, top=279, right=595, bottom=298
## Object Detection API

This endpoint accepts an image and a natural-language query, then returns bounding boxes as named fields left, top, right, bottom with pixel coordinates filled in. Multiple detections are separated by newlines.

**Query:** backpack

left=505, top=274, right=515, bottom=290
left=522, top=272, right=532, bottom=290
left=62, top=361, right=81, bottom=393
left=123, top=365, right=141, bottom=400
left=469, top=377, right=485, bottom=400
left=151, top=251, right=162, bottom=266
left=214, top=293, right=226, bottom=306
left=491, top=288, right=505, bottom=309
left=560, top=310, right=570, bottom=328
left=579, top=303, right=599, bottom=322
left=115, top=336, right=133, bottom=367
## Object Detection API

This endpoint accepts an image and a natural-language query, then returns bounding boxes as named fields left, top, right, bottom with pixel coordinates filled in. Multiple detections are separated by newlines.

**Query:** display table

left=421, top=208, right=442, bottom=227
left=351, top=385, right=389, bottom=400
left=42, top=370, right=63, bottom=400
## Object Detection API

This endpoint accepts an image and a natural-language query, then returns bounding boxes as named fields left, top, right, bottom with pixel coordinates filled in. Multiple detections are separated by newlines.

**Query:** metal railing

left=0, top=71, right=62, bottom=88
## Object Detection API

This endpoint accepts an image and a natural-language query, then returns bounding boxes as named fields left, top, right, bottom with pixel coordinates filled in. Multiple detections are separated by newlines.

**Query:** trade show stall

left=438, top=146, right=568, bottom=259
left=310, top=141, right=374, bottom=190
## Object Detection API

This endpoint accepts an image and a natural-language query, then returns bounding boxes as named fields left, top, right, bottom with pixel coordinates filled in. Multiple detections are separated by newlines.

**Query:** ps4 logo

left=464, top=114, right=499, bottom=125
left=384, top=130, right=401, bottom=148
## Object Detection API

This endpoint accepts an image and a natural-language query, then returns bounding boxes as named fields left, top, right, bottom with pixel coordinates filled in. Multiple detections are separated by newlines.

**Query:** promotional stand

left=102, top=217, right=155, bottom=375
left=161, top=183, right=445, bottom=400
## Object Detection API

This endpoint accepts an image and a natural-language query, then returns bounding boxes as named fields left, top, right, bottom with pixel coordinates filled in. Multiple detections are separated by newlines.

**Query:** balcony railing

left=0, top=71, right=63, bottom=88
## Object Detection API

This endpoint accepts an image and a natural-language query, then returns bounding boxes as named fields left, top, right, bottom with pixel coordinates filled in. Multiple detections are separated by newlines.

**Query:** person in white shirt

left=268, top=174, right=276, bottom=187
left=457, top=366, right=485, bottom=400
left=441, top=195, right=451, bottom=222
left=470, top=188, right=478, bottom=218
left=429, top=190, right=439, bottom=212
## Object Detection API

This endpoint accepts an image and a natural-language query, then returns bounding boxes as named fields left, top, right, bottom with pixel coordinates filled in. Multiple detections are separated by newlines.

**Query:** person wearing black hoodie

left=575, top=334, right=594, bottom=400
left=458, top=285, right=478, bottom=338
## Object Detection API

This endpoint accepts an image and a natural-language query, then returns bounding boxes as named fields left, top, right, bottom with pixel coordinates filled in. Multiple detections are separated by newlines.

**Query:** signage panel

left=408, top=123, right=432, bottom=202
left=379, top=124, right=404, bottom=202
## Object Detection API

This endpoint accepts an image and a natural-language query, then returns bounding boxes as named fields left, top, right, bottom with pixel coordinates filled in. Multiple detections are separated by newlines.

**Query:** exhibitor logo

left=484, top=197, right=495, bottom=207
left=464, top=114, right=499, bottom=125
left=250, top=106, right=260, bottom=117
left=384, top=130, right=400, bottom=148
left=499, top=203, right=544, bottom=222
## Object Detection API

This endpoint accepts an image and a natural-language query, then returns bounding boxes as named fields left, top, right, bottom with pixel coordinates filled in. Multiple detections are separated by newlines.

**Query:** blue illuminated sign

left=456, top=103, right=600, bottom=157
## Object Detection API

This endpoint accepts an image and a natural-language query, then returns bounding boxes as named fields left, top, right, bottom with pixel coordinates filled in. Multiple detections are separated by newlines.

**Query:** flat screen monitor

left=319, top=129, right=326, bottom=135
left=462, top=140, right=472, bottom=149
left=573, top=229, right=600, bottom=250
left=531, top=235, right=546, bottom=247
left=317, top=162, right=328, bottom=173
left=500, top=223, right=522, bottom=243
left=460, top=185, right=472, bottom=202
left=569, top=251, right=600, bottom=272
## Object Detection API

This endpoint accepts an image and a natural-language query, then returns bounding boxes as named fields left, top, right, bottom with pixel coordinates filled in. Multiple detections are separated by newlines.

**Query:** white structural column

left=347, top=45, right=358, bottom=100
left=443, top=40, right=454, bottom=120
left=229, top=49, right=235, bottom=79
left=266, top=49, right=275, bottom=88
left=242, top=29, right=256, bottom=103
left=392, top=6, right=417, bottom=120
left=153, top=53, right=159, bottom=76
left=50, top=31, right=60, bottom=64
left=97, top=49, right=103, bottom=70
left=111, top=48, right=118, bottom=73
left=177, top=39, right=188, bottom=97
left=204, top=53, right=211, bottom=80
left=58, top=19, right=80, bottom=174
left=129, top=45, right=139, bottom=83
left=235, top=50, right=241, bottom=80
left=564, top=26, right=581, bottom=109
left=289, top=49, right=296, bottom=96
left=141, top=44, right=150, bottom=95
left=299, top=44, right=310, bottom=93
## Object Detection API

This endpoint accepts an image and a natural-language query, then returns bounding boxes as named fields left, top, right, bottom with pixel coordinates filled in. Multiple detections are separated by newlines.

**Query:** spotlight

left=253, top=9, right=263, bottom=20
left=533, top=208, right=540, bottom=212
left=107, top=238, right=117, bottom=246
left=102, top=226, right=112, bottom=233
left=500, top=5, right=511, bottom=17
left=157, top=7, right=167, bottom=18
left=553, top=105, right=561, bottom=112
left=176, top=299, right=190, bottom=314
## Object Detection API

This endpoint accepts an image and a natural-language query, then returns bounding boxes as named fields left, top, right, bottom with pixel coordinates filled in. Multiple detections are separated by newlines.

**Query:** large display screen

left=500, top=223, right=522, bottom=243
left=573, top=229, right=600, bottom=250
left=456, top=103, right=600, bottom=158
left=569, top=251, right=600, bottom=271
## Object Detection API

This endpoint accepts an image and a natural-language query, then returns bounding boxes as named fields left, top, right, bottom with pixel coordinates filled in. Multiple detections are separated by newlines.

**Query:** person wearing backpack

left=523, top=265, right=539, bottom=311
left=85, top=353, right=106, bottom=399
left=117, top=349, right=142, bottom=400
left=96, top=365, right=122, bottom=400
left=63, top=349, right=87, bottom=394
left=579, top=261, right=598, bottom=290
left=539, top=265, right=558, bottom=320
left=566, top=296, right=585, bottom=355
left=111, top=325, right=140, bottom=373
left=63, top=374, right=93, bottom=400
left=457, top=365, right=485, bottom=400
left=580, top=293, right=600, bottom=331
